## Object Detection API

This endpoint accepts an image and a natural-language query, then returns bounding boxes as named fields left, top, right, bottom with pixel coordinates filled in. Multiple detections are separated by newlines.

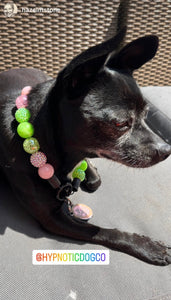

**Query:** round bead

left=16, top=95, right=28, bottom=108
left=15, top=108, right=31, bottom=123
left=30, top=151, right=47, bottom=168
left=23, top=138, right=40, bottom=154
left=72, top=168, right=85, bottom=182
left=38, top=163, right=54, bottom=179
left=21, top=86, right=32, bottom=96
left=17, top=122, right=34, bottom=138
left=79, top=160, right=88, bottom=171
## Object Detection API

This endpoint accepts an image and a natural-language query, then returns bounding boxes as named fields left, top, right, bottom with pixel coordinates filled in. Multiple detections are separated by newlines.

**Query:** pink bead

left=30, top=151, right=47, bottom=168
left=38, top=163, right=54, bottom=179
left=21, top=86, right=32, bottom=96
left=16, top=95, right=28, bottom=108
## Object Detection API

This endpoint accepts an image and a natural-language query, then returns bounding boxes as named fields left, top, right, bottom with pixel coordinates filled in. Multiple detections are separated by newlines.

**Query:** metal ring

left=56, top=183, right=73, bottom=201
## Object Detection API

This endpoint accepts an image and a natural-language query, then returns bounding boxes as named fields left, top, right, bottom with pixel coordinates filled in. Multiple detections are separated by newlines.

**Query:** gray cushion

left=0, top=87, right=171, bottom=300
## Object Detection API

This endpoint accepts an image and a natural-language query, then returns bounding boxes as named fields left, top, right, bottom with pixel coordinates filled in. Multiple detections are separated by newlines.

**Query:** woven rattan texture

left=0, top=0, right=170, bottom=86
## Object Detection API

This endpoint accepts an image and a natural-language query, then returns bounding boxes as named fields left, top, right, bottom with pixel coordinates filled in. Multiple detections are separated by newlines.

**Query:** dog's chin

left=96, top=150, right=115, bottom=161
left=95, top=150, right=164, bottom=169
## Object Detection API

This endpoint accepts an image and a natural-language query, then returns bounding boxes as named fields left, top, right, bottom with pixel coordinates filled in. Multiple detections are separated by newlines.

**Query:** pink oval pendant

left=72, top=204, right=93, bottom=221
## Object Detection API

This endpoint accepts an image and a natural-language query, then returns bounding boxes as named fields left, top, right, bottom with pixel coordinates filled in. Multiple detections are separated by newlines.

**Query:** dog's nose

left=157, top=143, right=171, bottom=160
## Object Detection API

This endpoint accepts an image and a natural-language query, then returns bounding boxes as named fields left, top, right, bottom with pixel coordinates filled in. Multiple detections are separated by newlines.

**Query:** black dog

left=0, top=26, right=171, bottom=266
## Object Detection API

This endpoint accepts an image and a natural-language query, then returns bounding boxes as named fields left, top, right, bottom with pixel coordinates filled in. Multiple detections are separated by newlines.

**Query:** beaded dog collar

left=14, top=86, right=93, bottom=221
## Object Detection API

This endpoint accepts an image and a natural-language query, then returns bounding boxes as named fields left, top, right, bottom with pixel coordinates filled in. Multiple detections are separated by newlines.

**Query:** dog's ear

left=61, top=27, right=127, bottom=98
left=106, top=35, right=159, bottom=73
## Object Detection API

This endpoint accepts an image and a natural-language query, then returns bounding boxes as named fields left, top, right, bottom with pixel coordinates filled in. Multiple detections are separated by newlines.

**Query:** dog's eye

left=115, top=121, right=128, bottom=127
left=114, top=118, right=132, bottom=130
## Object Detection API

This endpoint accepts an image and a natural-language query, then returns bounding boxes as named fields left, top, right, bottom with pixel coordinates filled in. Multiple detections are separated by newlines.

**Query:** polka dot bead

left=17, top=122, right=34, bottom=138
left=72, top=168, right=85, bottom=182
left=30, top=151, right=47, bottom=168
left=38, top=163, right=54, bottom=179
left=21, top=86, right=32, bottom=96
left=23, top=137, right=40, bottom=154
left=16, top=95, right=28, bottom=108
left=15, top=108, right=31, bottom=123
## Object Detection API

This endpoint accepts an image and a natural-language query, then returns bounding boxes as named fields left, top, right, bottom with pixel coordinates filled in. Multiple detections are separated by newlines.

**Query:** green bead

left=23, top=137, right=40, bottom=154
left=79, top=160, right=88, bottom=171
left=15, top=108, right=31, bottom=123
left=72, top=168, right=85, bottom=182
left=17, top=122, right=34, bottom=138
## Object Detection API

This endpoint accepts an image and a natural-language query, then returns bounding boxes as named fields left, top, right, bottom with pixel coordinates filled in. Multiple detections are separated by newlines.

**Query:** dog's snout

left=157, top=143, right=171, bottom=160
